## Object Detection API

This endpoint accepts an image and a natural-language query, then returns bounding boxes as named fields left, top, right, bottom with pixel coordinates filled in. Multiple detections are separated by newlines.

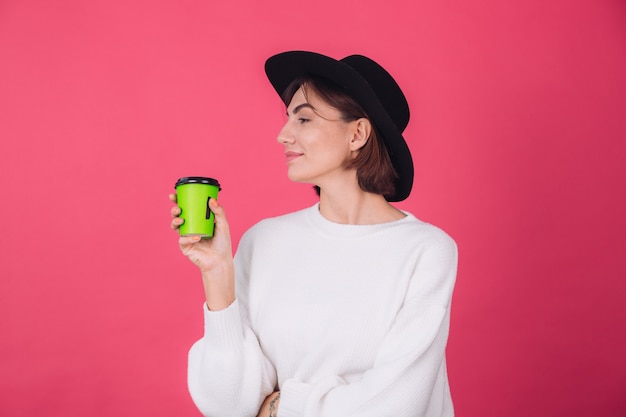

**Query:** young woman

left=170, top=51, right=458, bottom=417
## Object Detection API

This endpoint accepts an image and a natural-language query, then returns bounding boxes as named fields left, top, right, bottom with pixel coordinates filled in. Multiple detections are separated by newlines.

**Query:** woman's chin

left=286, top=170, right=310, bottom=184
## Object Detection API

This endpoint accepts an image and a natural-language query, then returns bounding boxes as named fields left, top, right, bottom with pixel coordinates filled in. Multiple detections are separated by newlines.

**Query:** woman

left=170, top=51, right=458, bottom=417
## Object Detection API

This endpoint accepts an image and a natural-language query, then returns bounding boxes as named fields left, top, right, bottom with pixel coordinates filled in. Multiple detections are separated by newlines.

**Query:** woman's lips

left=285, top=151, right=303, bottom=163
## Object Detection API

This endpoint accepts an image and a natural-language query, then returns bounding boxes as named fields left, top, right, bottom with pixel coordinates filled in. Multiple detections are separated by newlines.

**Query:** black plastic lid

left=175, top=177, right=221, bottom=189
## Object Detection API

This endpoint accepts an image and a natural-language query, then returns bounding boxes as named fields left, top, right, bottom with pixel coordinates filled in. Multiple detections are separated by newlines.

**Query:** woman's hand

left=256, top=391, right=280, bottom=417
left=169, top=193, right=233, bottom=272
left=170, top=193, right=235, bottom=310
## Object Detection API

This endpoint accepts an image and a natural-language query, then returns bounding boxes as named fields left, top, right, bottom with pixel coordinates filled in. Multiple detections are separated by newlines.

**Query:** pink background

left=1, top=0, right=625, bottom=416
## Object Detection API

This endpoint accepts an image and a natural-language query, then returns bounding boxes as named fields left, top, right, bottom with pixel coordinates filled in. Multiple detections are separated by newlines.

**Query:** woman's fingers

left=179, top=235, right=201, bottom=248
left=170, top=193, right=181, bottom=229
left=171, top=216, right=184, bottom=230
left=209, top=198, right=230, bottom=237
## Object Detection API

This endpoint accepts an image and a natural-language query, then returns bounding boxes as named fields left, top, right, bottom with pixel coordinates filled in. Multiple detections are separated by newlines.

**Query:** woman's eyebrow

left=287, top=103, right=315, bottom=116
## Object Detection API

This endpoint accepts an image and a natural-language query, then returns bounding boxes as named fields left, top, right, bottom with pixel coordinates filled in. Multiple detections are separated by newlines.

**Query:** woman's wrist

left=201, top=262, right=235, bottom=311
left=269, top=391, right=280, bottom=417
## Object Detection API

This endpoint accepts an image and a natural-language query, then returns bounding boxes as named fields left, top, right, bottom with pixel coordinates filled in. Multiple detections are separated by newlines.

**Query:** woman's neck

left=318, top=186, right=406, bottom=225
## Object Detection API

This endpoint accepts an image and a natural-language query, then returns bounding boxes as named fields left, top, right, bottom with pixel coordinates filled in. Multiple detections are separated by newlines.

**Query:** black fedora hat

left=265, top=51, right=414, bottom=202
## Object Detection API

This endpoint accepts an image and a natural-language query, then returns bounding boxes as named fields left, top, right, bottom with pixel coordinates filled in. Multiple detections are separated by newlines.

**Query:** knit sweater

left=188, top=204, right=458, bottom=417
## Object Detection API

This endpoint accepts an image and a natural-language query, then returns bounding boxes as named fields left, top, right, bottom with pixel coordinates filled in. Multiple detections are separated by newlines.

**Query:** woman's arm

left=256, top=391, right=281, bottom=417
left=170, top=195, right=235, bottom=310
left=188, top=300, right=277, bottom=417
left=171, top=195, right=277, bottom=416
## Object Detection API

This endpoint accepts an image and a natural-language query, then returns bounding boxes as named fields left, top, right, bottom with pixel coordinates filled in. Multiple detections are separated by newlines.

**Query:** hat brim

left=265, top=51, right=413, bottom=202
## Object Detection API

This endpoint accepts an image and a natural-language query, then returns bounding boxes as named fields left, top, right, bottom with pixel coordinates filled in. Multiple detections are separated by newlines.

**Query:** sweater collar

left=305, top=203, right=415, bottom=238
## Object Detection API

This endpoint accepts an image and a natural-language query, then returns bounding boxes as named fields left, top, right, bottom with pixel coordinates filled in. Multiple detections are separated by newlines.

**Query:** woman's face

left=277, top=87, right=360, bottom=186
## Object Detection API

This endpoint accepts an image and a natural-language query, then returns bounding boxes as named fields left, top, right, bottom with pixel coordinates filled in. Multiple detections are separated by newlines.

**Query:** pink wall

left=1, top=0, right=625, bottom=416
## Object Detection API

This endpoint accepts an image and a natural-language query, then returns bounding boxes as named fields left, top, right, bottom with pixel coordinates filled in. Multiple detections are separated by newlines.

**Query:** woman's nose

left=277, top=122, right=295, bottom=145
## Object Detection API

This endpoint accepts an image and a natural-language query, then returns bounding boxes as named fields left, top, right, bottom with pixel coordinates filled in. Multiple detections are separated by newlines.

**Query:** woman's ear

left=349, top=118, right=372, bottom=152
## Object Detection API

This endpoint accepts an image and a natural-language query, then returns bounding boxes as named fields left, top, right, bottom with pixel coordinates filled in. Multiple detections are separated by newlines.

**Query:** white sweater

left=188, top=204, right=458, bottom=417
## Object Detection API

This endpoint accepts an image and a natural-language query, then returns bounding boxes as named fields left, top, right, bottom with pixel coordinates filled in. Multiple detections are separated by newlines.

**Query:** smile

left=285, top=151, right=303, bottom=163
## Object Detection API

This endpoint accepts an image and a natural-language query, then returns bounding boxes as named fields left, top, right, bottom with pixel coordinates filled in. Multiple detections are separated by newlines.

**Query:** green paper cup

left=175, top=177, right=221, bottom=238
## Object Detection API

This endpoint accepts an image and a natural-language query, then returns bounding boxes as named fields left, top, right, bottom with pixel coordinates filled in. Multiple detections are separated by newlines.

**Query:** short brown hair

left=282, top=75, right=398, bottom=199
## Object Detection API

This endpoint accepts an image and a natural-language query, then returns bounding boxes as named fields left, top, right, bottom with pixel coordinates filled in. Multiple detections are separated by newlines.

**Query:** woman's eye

left=298, top=118, right=310, bottom=124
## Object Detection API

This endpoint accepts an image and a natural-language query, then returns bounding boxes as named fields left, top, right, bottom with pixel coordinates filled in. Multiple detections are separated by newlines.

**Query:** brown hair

left=282, top=75, right=398, bottom=199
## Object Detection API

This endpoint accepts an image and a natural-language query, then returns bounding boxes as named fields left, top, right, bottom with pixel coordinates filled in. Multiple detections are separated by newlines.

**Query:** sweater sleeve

left=187, top=230, right=277, bottom=417
left=278, top=234, right=458, bottom=417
